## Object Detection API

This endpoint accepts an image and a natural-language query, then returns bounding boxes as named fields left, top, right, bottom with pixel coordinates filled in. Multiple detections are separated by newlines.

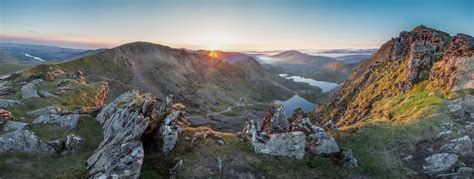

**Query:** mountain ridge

left=313, top=25, right=474, bottom=127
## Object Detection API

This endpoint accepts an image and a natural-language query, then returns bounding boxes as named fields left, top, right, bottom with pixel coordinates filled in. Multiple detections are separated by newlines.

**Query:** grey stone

left=252, top=131, right=306, bottom=159
left=48, top=134, right=84, bottom=153
left=270, top=104, right=288, bottom=132
left=0, top=99, right=21, bottom=109
left=65, top=134, right=84, bottom=151
left=440, top=135, right=472, bottom=156
left=87, top=90, right=155, bottom=179
left=436, top=130, right=454, bottom=139
left=423, top=153, right=458, bottom=174
left=160, top=123, right=183, bottom=154
left=0, top=130, right=55, bottom=153
left=458, top=167, right=474, bottom=174
left=403, top=155, right=414, bottom=161
left=341, top=149, right=359, bottom=167
left=169, top=160, right=184, bottom=177
left=3, top=120, right=29, bottom=131
left=32, top=113, right=81, bottom=128
left=26, top=106, right=62, bottom=116
left=156, top=95, right=188, bottom=154
left=38, top=90, right=57, bottom=98
left=21, top=79, right=43, bottom=99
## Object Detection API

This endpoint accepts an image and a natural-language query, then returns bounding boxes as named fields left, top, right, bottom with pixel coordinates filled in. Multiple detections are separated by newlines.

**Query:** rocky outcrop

left=423, top=153, right=458, bottom=174
left=0, top=99, right=21, bottom=109
left=49, top=134, right=84, bottom=154
left=405, top=26, right=450, bottom=88
left=242, top=104, right=345, bottom=161
left=0, top=125, right=83, bottom=154
left=2, top=120, right=29, bottom=131
left=430, top=34, right=474, bottom=92
left=28, top=106, right=81, bottom=128
left=0, top=130, right=55, bottom=153
left=143, top=94, right=189, bottom=154
left=261, top=104, right=288, bottom=134
left=20, top=64, right=86, bottom=84
left=314, top=25, right=474, bottom=128
left=253, top=131, right=306, bottom=159
left=87, top=90, right=156, bottom=179
left=439, top=135, right=472, bottom=156
left=157, top=102, right=188, bottom=154
left=447, top=95, right=474, bottom=121
left=32, top=113, right=81, bottom=128
left=21, top=79, right=43, bottom=99
left=291, top=118, right=340, bottom=155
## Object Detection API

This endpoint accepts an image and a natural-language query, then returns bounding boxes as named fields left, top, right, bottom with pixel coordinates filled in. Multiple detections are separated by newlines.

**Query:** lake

left=279, top=74, right=339, bottom=92
left=276, top=74, right=339, bottom=115
left=275, top=95, right=316, bottom=115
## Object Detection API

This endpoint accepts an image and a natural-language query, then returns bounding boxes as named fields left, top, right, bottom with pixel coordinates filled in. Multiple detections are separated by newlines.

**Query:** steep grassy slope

left=314, top=26, right=473, bottom=127
left=309, top=25, right=473, bottom=178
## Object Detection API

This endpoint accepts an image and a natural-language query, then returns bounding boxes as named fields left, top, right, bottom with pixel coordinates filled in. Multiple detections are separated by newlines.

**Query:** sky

left=1, top=0, right=473, bottom=51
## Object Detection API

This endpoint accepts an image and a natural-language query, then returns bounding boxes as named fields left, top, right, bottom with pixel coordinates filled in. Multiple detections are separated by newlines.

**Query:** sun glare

left=208, top=50, right=219, bottom=58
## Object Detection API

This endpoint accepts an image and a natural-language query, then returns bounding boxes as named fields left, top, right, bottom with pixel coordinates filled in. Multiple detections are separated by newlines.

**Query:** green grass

left=338, top=111, right=451, bottom=178
left=6, top=80, right=107, bottom=122
left=370, top=81, right=447, bottom=120
left=0, top=63, right=38, bottom=75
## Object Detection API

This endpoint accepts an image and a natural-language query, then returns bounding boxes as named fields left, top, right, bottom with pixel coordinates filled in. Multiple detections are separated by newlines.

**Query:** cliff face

left=315, top=26, right=474, bottom=127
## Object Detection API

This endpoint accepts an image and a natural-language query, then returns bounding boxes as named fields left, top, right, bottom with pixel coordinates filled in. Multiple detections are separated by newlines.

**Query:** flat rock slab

left=0, top=99, right=21, bottom=109
left=3, top=121, right=29, bottom=131
left=32, top=113, right=81, bottom=128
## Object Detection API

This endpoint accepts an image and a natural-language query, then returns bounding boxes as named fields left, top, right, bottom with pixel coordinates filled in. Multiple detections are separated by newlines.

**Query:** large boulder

left=21, top=79, right=43, bottom=99
left=253, top=131, right=306, bottom=159
left=291, top=118, right=340, bottom=155
left=439, top=135, right=472, bottom=156
left=0, top=130, right=55, bottom=153
left=423, top=153, right=458, bottom=174
left=241, top=105, right=343, bottom=160
left=87, top=90, right=156, bottom=179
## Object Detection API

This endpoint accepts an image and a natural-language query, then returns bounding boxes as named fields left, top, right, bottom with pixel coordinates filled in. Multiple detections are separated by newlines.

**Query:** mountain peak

left=412, top=25, right=431, bottom=32
left=279, top=50, right=305, bottom=55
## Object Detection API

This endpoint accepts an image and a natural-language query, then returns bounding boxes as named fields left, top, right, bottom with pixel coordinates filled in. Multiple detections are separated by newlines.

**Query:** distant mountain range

left=258, top=50, right=369, bottom=83
left=0, top=43, right=105, bottom=74
left=0, top=43, right=103, bottom=62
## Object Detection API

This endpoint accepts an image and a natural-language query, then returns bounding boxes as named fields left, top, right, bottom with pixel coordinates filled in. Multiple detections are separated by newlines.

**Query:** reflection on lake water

left=275, top=95, right=315, bottom=115
left=279, top=74, right=338, bottom=92
left=276, top=74, right=339, bottom=115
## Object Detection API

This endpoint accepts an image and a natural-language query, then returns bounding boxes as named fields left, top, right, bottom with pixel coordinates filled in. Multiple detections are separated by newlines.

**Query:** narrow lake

left=279, top=74, right=338, bottom=92
left=276, top=74, right=339, bottom=115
